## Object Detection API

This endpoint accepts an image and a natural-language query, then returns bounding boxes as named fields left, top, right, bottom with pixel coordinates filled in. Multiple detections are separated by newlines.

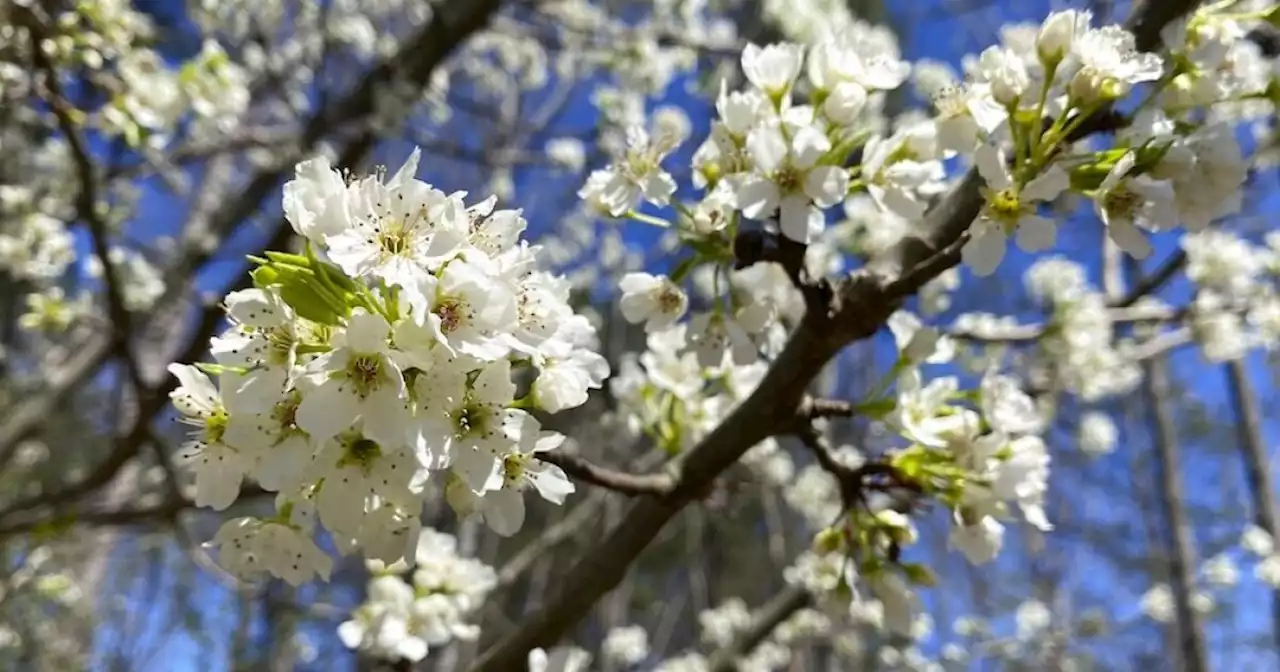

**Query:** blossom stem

left=1029, top=60, right=1058, bottom=158
left=624, top=210, right=673, bottom=228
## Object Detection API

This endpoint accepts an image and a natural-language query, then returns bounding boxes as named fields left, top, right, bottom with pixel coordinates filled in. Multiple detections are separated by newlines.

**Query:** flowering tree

left=1, top=0, right=1279, bottom=670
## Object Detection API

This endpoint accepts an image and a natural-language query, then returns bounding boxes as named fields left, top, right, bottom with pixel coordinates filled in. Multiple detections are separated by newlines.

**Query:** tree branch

left=707, top=584, right=812, bottom=672
left=536, top=452, right=674, bottom=497
left=1113, top=250, right=1187, bottom=308
left=21, top=6, right=143, bottom=390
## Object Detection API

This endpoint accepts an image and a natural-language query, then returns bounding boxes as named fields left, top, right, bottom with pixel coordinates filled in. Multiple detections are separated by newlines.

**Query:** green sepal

left=254, top=264, right=349, bottom=325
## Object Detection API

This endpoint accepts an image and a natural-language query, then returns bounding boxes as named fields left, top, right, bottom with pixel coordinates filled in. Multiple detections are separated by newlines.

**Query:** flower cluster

left=780, top=315, right=1052, bottom=633
left=1021, top=256, right=1142, bottom=400
left=338, top=529, right=497, bottom=662
left=1183, top=229, right=1280, bottom=361
left=172, top=148, right=608, bottom=584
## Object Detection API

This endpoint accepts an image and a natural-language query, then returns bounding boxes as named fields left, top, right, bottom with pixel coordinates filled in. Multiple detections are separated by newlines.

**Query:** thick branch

left=1224, top=360, right=1280, bottom=650
left=1141, top=346, right=1209, bottom=671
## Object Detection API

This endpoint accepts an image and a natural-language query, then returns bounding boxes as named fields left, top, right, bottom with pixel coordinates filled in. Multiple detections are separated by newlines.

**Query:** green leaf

left=1068, top=164, right=1111, bottom=192
left=264, top=250, right=311, bottom=268
left=670, top=256, right=700, bottom=283
left=854, top=398, right=898, bottom=418
left=901, top=563, right=936, bottom=587
left=268, top=265, right=349, bottom=325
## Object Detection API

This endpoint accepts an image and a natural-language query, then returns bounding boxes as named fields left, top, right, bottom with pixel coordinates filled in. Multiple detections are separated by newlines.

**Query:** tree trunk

left=1225, top=359, right=1280, bottom=649
left=1141, top=356, right=1209, bottom=672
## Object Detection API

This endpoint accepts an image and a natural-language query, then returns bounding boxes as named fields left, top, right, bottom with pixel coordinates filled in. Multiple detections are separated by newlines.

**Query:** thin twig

left=536, top=452, right=674, bottom=497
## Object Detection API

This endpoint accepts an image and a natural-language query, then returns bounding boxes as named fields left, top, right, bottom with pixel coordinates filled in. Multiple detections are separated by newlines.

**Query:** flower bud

left=1037, top=10, right=1090, bottom=66
left=822, top=81, right=868, bottom=126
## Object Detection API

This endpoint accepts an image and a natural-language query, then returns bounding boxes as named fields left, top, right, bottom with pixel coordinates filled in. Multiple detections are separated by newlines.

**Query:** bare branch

left=1113, top=250, right=1188, bottom=308
left=797, top=397, right=858, bottom=420
left=536, top=452, right=674, bottom=497
left=707, top=585, right=812, bottom=672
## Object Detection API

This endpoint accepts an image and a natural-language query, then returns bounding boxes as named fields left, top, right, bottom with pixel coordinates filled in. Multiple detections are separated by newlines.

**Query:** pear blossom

left=1257, top=555, right=1280, bottom=588
left=687, top=311, right=756, bottom=368
left=1092, top=152, right=1177, bottom=259
left=579, top=126, right=680, bottom=217
left=326, top=156, right=467, bottom=287
left=1202, top=554, right=1239, bottom=587
left=964, top=145, right=1069, bottom=276
left=283, top=155, right=353, bottom=245
left=603, top=625, right=651, bottom=666
left=414, top=358, right=518, bottom=491
left=208, top=515, right=333, bottom=586
left=414, top=259, right=518, bottom=360
left=1037, top=9, right=1092, bottom=65
left=807, top=28, right=911, bottom=92
left=737, top=119, right=850, bottom=242
left=1078, top=411, right=1119, bottom=456
left=167, top=364, right=250, bottom=511
left=1242, top=525, right=1275, bottom=557
left=305, top=429, right=424, bottom=539
left=820, top=80, right=868, bottom=127
left=1068, top=26, right=1164, bottom=103
left=618, top=273, right=688, bottom=331
left=741, top=42, right=804, bottom=100
left=980, top=371, right=1043, bottom=436
left=528, top=647, right=593, bottom=672
left=1140, top=584, right=1176, bottom=623
left=210, top=288, right=298, bottom=413
left=976, top=46, right=1030, bottom=105
left=894, top=371, right=977, bottom=449
left=950, top=513, right=1005, bottom=565
left=295, top=310, right=411, bottom=448
left=928, top=80, right=1007, bottom=154
left=339, top=576, right=427, bottom=662
left=859, top=134, right=941, bottom=221
left=888, top=311, right=954, bottom=364
left=465, top=415, right=574, bottom=537
left=223, top=391, right=314, bottom=493
left=869, top=572, right=919, bottom=636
